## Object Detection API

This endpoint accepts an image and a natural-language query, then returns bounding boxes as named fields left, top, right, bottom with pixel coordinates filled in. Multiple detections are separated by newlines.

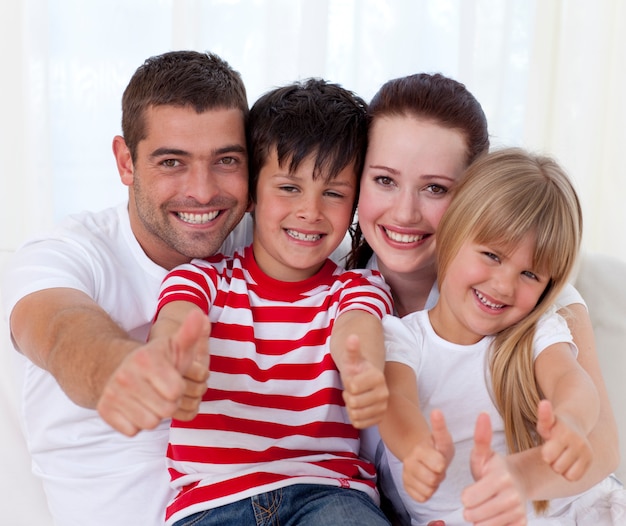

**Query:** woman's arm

left=534, top=340, right=600, bottom=480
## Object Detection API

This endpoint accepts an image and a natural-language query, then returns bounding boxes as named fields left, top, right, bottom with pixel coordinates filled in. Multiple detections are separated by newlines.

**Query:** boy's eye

left=279, top=185, right=299, bottom=193
left=324, top=190, right=345, bottom=198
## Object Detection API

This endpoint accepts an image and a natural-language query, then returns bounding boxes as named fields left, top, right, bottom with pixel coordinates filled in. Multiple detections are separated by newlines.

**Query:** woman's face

left=357, top=115, right=468, bottom=277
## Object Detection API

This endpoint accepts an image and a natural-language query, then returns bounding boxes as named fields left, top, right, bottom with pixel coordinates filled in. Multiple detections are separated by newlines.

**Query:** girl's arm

left=379, top=362, right=453, bottom=503
left=464, top=303, right=619, bottom=514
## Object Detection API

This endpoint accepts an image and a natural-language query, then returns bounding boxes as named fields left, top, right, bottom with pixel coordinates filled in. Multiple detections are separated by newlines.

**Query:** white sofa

left=1, top=250, right=625, bottom=525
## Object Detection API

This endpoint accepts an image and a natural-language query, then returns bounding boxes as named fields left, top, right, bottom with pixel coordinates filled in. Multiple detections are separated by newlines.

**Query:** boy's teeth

left=178, top=211, right=219, bottom=224
left=287, top=229, right=321, bottom=241
left=475, top=290, right=504, bottom=309
left=384, top=228, right=424, bottom=243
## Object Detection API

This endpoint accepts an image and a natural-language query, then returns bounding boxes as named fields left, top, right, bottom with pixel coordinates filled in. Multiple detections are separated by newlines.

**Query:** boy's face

left=252, top=149, right=357, bottom=281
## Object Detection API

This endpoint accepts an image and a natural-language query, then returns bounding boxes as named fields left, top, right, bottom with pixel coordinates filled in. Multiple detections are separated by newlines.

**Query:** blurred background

left=1, top=0, right=625, bottom=260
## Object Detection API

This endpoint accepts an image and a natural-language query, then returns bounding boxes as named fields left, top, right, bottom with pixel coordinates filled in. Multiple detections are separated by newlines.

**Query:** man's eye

left=220, top=156, right=236, bottom=165
left=161, top=159, right=179, bottom=167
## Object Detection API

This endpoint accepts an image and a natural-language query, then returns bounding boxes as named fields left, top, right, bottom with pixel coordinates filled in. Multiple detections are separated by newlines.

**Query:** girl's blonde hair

left=436, top=147, right=583, bottom=513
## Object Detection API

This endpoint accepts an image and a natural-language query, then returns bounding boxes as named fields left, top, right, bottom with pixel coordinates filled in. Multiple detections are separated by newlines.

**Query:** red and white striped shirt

left=156, top=245, right=393, bottom=525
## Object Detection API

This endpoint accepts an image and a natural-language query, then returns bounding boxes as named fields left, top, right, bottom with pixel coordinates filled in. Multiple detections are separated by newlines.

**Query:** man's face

left=123, top=105, right=249, bottom=269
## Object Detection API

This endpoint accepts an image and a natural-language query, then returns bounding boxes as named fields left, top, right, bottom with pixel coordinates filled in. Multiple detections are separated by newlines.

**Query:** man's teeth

left=287, top=229, right=321, bottom=241
left=475, top=290, right=504, bottom=309
left=384, top=228, right=424, bottom=243
left=178, top=211, right=219, bottom=224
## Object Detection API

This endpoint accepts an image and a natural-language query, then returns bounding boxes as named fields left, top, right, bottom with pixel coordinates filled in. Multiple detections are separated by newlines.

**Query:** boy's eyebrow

left=276, top=172, right=355, bottom=187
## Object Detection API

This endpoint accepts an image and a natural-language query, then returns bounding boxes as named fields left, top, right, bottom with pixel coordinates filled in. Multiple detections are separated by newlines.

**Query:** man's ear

left=112, top=135, right=134, bottom=186
left=246, top=196, right=255, bottom=213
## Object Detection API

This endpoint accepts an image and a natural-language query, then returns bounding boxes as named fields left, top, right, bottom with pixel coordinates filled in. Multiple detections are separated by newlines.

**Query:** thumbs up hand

left=339, top=334, right=389, bottom=429
left=402, top=409, right=454, bottom=502
left=171, top=308, right=211, bottom=421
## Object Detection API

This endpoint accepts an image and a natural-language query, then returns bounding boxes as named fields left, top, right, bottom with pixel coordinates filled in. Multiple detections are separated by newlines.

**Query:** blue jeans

left=172, top=484, right=390, bottom=526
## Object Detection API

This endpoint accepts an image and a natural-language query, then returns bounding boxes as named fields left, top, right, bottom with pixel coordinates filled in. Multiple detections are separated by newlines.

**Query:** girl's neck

left=377, top=260, right=437, bottom=317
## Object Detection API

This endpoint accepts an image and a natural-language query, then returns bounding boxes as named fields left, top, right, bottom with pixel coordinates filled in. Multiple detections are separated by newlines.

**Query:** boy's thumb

left=343, top=334, right=364, bottom=372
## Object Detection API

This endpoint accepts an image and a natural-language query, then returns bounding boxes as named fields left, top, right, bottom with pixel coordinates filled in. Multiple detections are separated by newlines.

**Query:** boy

left=150, top=78, right=393, bottom=525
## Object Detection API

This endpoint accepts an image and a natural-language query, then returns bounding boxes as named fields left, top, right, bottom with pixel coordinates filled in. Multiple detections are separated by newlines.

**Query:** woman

left=349, top=73, right=621, bottom=524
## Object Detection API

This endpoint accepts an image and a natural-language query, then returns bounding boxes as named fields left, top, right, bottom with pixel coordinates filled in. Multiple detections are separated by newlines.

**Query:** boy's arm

left=330, top=310, right=387, bottom=428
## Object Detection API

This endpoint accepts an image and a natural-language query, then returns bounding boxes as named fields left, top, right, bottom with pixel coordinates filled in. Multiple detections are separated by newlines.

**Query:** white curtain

left=2, top=0, right=625, bottom=260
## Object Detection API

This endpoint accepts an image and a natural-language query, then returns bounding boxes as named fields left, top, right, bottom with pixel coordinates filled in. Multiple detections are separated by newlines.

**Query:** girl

left=379, top=148, right=625, bottom=525
left=350, top=73, right=621, bottom=524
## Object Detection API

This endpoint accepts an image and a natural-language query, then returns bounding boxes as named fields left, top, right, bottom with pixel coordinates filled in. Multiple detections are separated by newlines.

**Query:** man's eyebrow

left=150, top=147, right=188, bottom=158
left=149, top=144, right=246, bottom=159
left=215, top=144, right=246, bottom=155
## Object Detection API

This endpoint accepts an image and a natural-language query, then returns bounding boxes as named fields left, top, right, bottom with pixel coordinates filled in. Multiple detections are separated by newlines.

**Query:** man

left=1, top=50, right=252, bottom=526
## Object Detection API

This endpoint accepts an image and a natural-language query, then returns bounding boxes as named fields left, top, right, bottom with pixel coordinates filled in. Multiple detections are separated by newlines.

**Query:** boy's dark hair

left=121, top=50, right=248, bottom=162
left=246, top=78, right=368, bottom=202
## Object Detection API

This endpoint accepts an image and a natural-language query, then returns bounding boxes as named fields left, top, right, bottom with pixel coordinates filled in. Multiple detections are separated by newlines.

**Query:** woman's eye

left=373, top=175, right=395, bottom=187
left=425, top=184, right=448, bottom=195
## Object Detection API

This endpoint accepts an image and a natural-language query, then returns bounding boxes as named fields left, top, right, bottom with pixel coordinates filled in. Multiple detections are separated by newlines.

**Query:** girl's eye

left=373, top=175, right=395, bottom=187
left=522, top=270, right=539, bottom=280
left=483, top=251, right=500, bottom=262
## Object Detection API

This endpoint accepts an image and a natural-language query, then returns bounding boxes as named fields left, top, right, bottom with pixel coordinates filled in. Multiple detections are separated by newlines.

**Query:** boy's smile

left=252, top=149, right=357, bottom=282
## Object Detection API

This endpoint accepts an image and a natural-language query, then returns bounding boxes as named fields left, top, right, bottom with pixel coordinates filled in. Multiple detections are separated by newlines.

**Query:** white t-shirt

left=1, top=203, right=253, bottom=526
left=383, top=309, right=575, bottom=525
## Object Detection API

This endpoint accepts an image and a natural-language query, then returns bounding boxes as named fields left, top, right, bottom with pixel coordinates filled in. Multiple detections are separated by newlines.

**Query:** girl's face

left=432, top=233, right=550, bottom=345
left=357, top=115, right=468, bottom=277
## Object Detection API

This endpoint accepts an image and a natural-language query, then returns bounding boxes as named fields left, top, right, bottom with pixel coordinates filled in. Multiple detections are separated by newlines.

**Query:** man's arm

left=10, top=287, right=209, bottom=436
left=10, top=288, right=136, bottom=408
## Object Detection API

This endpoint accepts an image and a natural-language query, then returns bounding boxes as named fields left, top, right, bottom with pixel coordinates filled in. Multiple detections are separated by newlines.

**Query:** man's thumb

left=171, top=309, right=210, bottom=373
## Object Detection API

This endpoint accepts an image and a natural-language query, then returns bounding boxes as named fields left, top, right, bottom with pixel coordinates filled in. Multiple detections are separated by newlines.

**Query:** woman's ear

left=112, top=135, right=134, bottom=186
